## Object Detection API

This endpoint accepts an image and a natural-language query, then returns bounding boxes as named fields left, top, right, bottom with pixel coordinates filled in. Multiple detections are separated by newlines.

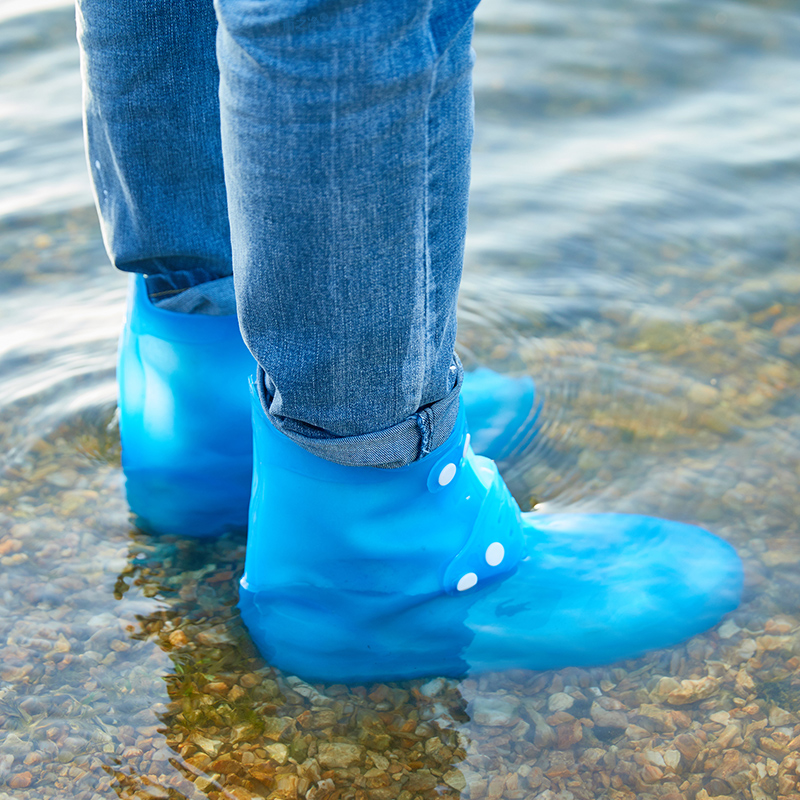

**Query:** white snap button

left=463, top=433, right=471, bottom=459
left=457, top=573, right=478, bottom=592
left=438, top=463, right=457, bottom=486
left=485, top=542, right=505, bottom=567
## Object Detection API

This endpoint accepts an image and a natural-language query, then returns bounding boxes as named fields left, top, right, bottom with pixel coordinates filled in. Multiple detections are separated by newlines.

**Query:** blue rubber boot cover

left=239, top=385, right=743, bottom=683
left=118, top=274, right=256, bottom=536
left=461, top=367, right=542, bottom=461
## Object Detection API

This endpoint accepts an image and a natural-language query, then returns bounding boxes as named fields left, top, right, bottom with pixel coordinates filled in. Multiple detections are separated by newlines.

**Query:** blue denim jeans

left=77, top=0, right=479, bottom=468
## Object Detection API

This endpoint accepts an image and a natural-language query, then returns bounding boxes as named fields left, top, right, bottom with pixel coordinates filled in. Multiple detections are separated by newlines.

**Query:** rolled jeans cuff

left=256, top=357, right=464, bottom=469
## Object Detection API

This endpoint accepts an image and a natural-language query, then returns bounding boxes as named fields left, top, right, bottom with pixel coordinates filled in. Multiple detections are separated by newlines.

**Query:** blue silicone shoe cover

left=461, top=367, right=541, bottom=461
left=239, top=384, right=744, bottom=683
left=118, top=274, right=257, bottom=536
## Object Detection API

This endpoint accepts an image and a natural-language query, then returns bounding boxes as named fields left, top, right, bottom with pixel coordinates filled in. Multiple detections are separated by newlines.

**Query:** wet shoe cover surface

left=118, top=276, right=538, bottom=538
left=461, top=367, right=541, bottom=461
left=239, top=385, right=744, bottom=684
left=118, top=274, right=256, bottom=536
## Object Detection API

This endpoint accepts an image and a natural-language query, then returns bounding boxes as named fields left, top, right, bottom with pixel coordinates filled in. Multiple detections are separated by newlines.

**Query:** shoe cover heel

left=118, top=274, right=256, bottom=536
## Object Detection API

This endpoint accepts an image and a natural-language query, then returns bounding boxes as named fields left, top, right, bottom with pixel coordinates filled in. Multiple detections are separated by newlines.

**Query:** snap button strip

left=441, top=460, right=523, bottom=595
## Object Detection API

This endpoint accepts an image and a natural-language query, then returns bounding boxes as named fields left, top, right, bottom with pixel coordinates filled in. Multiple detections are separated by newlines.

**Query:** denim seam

left=417, top=408, right=434, bottom=458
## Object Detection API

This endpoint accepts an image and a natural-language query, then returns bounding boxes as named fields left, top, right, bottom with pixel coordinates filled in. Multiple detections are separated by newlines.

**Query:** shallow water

left=2, top=0, right=800, bottom=798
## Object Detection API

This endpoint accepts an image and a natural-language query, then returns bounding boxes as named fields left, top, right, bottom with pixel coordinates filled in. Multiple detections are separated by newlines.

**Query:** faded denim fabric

left=77, top=0, right=480, bottom=468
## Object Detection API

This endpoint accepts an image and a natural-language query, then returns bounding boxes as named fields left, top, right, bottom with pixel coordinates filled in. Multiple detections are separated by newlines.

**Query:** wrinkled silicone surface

left=118, top=274, right=256, bottom=536
left=240, top=386, right=743, bottom=683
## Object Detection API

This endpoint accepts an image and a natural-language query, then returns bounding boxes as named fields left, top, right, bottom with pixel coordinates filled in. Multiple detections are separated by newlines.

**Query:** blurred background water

left=1, top=0, right=800, bottom=798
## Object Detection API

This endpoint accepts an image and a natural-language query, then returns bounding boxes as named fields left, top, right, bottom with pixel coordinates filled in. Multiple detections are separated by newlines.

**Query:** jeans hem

left=256, top=358, right=464, bottom=469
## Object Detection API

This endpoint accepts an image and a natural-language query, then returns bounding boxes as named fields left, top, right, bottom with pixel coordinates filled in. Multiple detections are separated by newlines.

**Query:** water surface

left=1, top=1, right=799, bottom=798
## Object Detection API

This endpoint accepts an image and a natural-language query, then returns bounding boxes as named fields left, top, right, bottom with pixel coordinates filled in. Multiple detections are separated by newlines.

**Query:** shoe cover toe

left=462, top=513, right=743, bottom=673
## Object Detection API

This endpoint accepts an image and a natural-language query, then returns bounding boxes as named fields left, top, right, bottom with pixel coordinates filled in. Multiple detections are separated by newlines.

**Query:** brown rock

left=189, top=733, right=220, bottom=758
left=227, top=684, right=247, bottom=703
left=486, top=774, right=505, bottom=800
left=667, top=677, right=719, bottom=705
left=442, top=769, right=466, bottom=791
left=547, top=711, right=575, bottom=726
left=712, top=749, right=751, bottom=792
left=240, top=672, right=262, bottom=688
left=705, top=778, right=733, bottom=797
left=756, top=635, right=793, bottom=651
left=168, top=629, right=189, bottom=647
left=317, top=742, right=364, bottom=769
left=715, top=724, right=742, bottom=749
left=760, top=737, right=789, bottom=759
left=557, top=720, right=583, bottom=749
left=275, top=773, right=299, bottom=800
left=636, top=703, right=677, bottom=732
left=591, top=699, right=628, bottom=728
left=406, top=772, right=437, bottom=793
left=262, top=717, right=295, bottom=742
left=210, top=757, right=241, bottom=775
left=769, top=706, right=798, bottom=727
left=641, top=764, right=663, bottom=783
left=8, top=772, right=33, bottom=789
left=674, top=734, right=703, bottom=763
left=204, top=681, right=229, bottom=695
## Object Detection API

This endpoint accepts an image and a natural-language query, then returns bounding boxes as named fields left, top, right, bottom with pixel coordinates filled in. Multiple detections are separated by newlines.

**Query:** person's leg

left=76, top=0, right=234, bottom=304
left=217, top=0, right=479, bottom=468
left=77, top=0, right=255, bottom=535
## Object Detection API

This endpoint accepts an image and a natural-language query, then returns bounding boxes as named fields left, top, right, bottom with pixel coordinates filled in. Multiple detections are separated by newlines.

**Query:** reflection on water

left=2, top=0, right=800, bottom=797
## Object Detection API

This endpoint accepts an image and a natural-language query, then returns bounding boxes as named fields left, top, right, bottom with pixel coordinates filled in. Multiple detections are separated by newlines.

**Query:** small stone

left=764, top=617, right=793, bottom=634
left=209, top=757, right=239, bottom=775
left=189, top=734, right=221, bottom=758
left=195, top=625, right=229, bottom=646
left=591, top=699, right=628, bottom=728
left=275, top=773, right=298, bottom=799
left=717, top=619, right=740, bottom=639
left=317, top=742, right=363, bottom=769
left=735, top=669, right=756, bottom=693
left=760, top=549, right=800, bottom=567
left=756, top=635, right=792, bottom=651
left=641, top=764, right=663, bottom=783
left=674, top=734, right=702, bottom=762
left=262, top=717, right=295, bottom=741
left=266, top=743, right=288, bottom=765
left=168, top=630, right=189, bottom=647
left=471, top=695, right=520, bottom=727
left=779, top=336, right=800, bottom=359
left=666, top=676, right=719, bottom=705
left=523, top=706, right=556, bottom=748
left=664, top=750, right=681, bottom=771
left=556, top=720, right=582, bottom=749
left=240, top=673, right=262, bottom=688
left=651, top=676, right=682, bottom=701
left=1, top=734, right=32, bottom=758
left=688, top=383, right=720, bottom=406
left=227, top=684, right=247, bottom=703
left=443, top=769, right=467, bottom=791
left=419, top=677, right=447, bottom=697
left=768, top=706, right=798, bottom=727
left=8, top=772, right=33, bottom=789
left=548, top=692, right=574, bottom=712
left=705, top=778, right=733, bottom=796
left=45, top=469, right=78, bottom=488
